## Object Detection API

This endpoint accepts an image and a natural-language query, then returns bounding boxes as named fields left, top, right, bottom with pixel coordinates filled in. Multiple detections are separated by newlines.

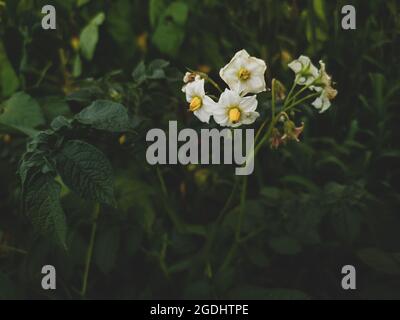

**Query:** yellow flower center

left=238, top=68, right=251, bottom=81
left=228, top=107, right=241, bottom=123
left=189, top=96, right=202, bottom=111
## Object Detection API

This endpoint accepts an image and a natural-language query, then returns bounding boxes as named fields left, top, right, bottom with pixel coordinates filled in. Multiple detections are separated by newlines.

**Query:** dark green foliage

left=0, top=0, right=399, bottom=300
left=55, top=140, right=115, bottom=206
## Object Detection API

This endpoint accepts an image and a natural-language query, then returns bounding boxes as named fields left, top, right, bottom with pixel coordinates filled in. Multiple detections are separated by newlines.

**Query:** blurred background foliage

left=0, top=0, right=399, bottom=299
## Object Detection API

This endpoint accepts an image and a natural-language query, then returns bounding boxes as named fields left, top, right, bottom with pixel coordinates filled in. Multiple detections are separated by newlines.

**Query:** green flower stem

left=284, top=82, right=297, bottom=106
left=284, top=77, right=320, bottom=107
left=188, top=69, right=223, bottom=93
left=80, top=203, right=100, bottom=298
left=253, top=91, right=320, bottom=157
left=271, top=79, right=276, bottom=118
left=284, top=92, right=321, bottom=112
left=205, top=76, right=223, bottom=93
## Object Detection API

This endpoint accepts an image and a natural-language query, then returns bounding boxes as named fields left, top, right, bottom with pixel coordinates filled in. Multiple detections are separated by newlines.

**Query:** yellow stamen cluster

left=228, top=107, right=241, bottom=123
left=238, top=68, right=251, bottom=81
left=189, top=96, right=202, bottom=112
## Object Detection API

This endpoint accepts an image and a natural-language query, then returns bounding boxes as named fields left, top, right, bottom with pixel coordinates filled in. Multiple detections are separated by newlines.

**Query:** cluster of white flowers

left=183, top=49, right=267, bottom=127
left=289, top=55, right=337, bottom=113
left=182, top=51, right=337, bottom=131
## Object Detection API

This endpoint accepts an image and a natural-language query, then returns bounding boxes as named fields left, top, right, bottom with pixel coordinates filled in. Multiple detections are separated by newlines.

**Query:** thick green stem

left=80, top=203, right=100, bottom=298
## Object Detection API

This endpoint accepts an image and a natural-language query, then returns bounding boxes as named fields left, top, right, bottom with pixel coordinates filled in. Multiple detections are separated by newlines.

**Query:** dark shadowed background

left=0, top=0, right=399, bottom=299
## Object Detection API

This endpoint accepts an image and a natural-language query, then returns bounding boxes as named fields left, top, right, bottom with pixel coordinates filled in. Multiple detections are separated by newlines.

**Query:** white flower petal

left=185, top=79, right=205, bottom=102
left=194, top=107, right=211, bottom=123
left=239, top=95, right=258, bottom=112
left=312, top=96, right=323, bottom=109
left=214, top=113, right=229, bottom=126
left=220, top=49, right=267, bottom=94
left=247, top=76, right=266, bottom=94
left=202, top=95, right=217, bottom=113
left=241, top=111, right=260, bottom=125
left=288, top=61, right=302, bottom=73
left=219, top=89, right=241, bottom=107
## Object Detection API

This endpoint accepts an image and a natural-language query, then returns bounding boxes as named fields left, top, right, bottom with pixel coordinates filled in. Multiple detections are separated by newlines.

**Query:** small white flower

left=288, top=55, right=319, bottom=86
left=182, top=72, right=201, bottom=92
left=219, top=49, right=267, bottom=96
left=185, top=79, right=215, bottom=123
left=311, top=61, right=338, bottom=113
left=213, top=89, right=259, bottom=127
left=312, top=91, right=331, bottom=113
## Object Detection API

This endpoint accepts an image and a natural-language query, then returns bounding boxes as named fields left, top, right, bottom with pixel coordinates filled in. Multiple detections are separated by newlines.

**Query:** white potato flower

left=288, top=55, right=319, bottom=86
left=311, top=61, right=338, bottom=113
left=185, top=79, right=215, bottom=123
left=213, top=89, right=259, bottom=127
left=219, top=49, right=267, bottom=96
left=182, top=72, right=201, bottom=92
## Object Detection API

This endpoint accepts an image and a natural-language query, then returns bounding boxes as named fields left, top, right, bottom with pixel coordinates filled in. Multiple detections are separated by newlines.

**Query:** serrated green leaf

left=23, top=173, right=67, bottom=248
left=75, top=100, right=131, bottom=132
left=55, top=140, right=115, bottom=206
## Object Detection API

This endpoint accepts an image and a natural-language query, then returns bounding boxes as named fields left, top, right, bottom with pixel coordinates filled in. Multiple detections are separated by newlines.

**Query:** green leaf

left=80, top=12, right=105, bottom=60
left=313, top=0, right=327, bottom=22
left=72, top=54, right=82, bottom=78
left=75, top=100, right=131, bottom=132
left=165, top=2, right=189, bottom=25
left=132, top=61, right=147, bottom=83
left=107, top=0, right=135, bottom=57
left=0, top=92, right=45, bottom=135
left=77, top=0, right=91, bottom=7
left=23, top=173, right=67, bottom=248
left=39, top=96, right=71, bottom=122
left=269, top=236, right=302, bottom=255
left=55, top=140, right=115, bottom=206
left=0, top=41, right=19, bottom=97
left=152, top=2, right=189, bottom=56
left=51, top=116, right=72, bottom=131
left=149, top=0, right=166, bottom=28
left=148, top=59, right=170, bottom=79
